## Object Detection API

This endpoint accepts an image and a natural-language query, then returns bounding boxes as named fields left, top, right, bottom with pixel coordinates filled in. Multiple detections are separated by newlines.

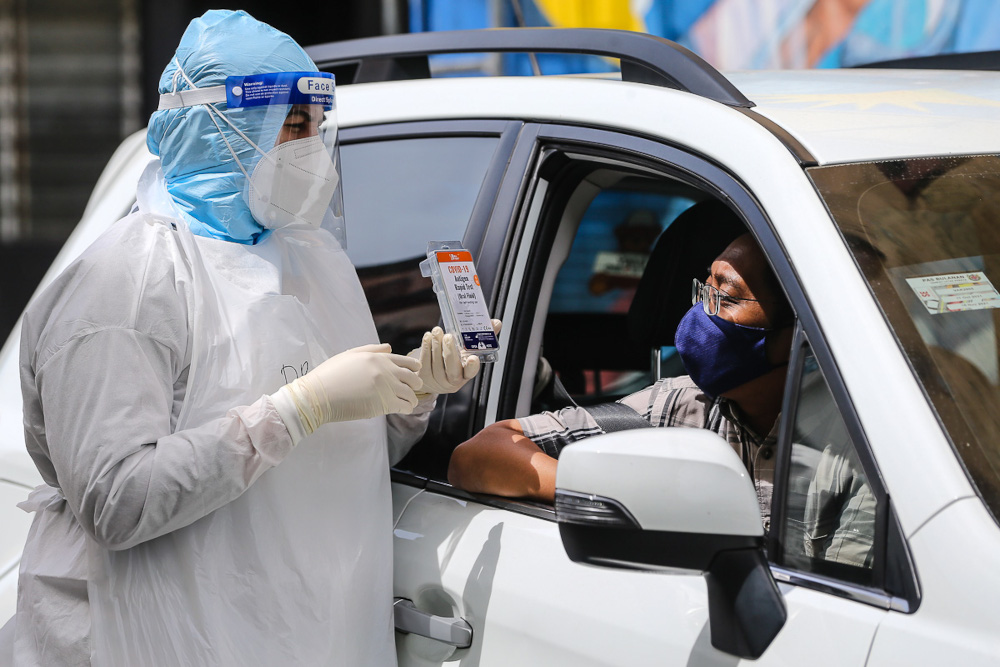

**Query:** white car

left=3, top=28, right=1000, bottom=664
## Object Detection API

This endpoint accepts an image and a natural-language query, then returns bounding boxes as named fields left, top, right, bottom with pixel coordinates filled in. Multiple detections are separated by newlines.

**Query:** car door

left=390, top=125, right=912, bottom=665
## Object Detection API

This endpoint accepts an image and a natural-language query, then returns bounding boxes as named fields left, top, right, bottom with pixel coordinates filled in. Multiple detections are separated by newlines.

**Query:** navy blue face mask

left=674, top=303, right=776, bottom=398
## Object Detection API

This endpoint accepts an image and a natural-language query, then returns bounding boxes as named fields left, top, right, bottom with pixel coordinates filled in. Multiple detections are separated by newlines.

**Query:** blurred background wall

left=0, top=0, right=998, bottom=340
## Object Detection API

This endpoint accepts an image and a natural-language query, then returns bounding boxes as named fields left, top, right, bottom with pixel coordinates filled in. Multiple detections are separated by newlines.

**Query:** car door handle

left=393, top=597, right=473, bottom=648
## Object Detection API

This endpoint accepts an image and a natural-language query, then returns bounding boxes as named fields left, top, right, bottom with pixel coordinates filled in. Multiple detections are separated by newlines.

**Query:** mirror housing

left=555, top=428, right=786, bottom=659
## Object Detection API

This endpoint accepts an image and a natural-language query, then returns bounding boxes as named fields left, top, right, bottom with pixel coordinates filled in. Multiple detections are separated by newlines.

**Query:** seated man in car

left=450, top=218, right=877, bottom=569
left=449, top=230, right=794, bottom=531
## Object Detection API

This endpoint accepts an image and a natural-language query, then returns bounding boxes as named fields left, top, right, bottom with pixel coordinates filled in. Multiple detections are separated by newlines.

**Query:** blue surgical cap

left=147, top=10, right=318, bottom=244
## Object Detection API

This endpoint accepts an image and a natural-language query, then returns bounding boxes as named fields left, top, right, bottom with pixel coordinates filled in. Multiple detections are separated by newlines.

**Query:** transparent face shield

left=159, top=69, right=346, bottom=246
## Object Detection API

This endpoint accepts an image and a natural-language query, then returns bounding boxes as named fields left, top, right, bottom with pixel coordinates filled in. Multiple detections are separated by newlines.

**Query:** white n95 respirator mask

left=248, top=135, right=341, bottom=229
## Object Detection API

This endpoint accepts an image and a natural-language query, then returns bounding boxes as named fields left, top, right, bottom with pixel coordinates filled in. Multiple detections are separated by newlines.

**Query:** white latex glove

left=410, top=319, right=502, bottom=398
left=270, top=343, right=422, bottom=443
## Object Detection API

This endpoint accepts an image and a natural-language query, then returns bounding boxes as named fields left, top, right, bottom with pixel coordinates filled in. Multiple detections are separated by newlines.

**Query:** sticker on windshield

left=905, top=272, right=1000, bottom=314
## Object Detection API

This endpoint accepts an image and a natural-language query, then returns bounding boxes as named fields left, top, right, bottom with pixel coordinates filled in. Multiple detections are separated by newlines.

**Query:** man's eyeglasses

left=691, top=278, right=770, bottom=316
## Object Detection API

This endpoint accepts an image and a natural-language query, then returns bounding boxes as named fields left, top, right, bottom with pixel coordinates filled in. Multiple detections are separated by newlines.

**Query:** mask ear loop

left=170, top=66, right=182, bottom=94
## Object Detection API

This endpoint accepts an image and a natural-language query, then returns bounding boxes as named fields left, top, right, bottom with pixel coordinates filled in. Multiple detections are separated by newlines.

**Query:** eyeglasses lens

left=692, top=279, right=720, bottom=316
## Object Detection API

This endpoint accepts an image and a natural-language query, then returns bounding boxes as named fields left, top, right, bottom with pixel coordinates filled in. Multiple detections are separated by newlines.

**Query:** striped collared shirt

left=518, top=375, right=778, bottom=528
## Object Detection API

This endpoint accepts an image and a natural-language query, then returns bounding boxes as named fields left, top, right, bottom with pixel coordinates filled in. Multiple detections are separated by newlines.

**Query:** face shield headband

left=159, top=65, right=346, bottom=246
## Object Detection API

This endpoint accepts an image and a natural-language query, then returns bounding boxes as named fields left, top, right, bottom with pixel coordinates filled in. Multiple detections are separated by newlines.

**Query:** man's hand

left=448, top=419, right=557, bottom=503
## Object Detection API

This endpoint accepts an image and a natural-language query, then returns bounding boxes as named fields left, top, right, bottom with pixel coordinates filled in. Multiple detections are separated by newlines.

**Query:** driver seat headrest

left=627, top=199, right=747, bottom=348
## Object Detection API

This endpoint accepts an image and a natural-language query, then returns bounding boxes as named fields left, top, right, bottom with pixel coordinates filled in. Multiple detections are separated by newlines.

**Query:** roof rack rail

left=305, top=28, right=753, bottom=108
left=854, top=50, right=1000, bottom=71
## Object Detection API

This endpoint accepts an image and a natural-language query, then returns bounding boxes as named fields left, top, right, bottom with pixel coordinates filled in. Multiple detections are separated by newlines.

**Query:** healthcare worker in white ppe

left=11, top=10, right=489, bottom=666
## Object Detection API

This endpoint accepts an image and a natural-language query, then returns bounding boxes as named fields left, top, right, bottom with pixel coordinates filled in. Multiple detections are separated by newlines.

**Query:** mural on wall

left=409, top=0, right=1000, bottom=71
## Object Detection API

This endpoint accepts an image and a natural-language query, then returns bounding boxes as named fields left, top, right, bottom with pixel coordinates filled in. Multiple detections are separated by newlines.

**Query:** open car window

left=539, top=185, right=695, bottom=408
left=503, top=152, right=717, bottom=420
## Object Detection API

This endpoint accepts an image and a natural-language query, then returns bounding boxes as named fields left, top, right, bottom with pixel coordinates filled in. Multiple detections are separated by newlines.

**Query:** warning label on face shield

left=436, top=250, right=499, bottom=351
left=226, top=72, right=335, bottom=109
left=906, top=272, right=1000, bottom=314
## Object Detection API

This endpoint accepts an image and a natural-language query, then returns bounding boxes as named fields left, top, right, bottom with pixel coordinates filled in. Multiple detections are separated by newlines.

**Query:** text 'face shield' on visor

left=160, top=69, right=346, bottom=246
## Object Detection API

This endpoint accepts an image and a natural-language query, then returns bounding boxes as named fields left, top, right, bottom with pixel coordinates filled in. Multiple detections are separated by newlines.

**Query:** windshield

left=809, top=155, right=1000, bottom=519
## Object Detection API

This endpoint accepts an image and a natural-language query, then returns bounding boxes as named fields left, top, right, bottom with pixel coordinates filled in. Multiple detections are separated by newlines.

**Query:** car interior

left=502, top=152, right=747, bottom=420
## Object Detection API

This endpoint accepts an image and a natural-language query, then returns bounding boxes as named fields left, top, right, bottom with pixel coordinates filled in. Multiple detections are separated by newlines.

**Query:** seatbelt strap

left=585, top=402, right=652, bottom=433
left=551, top=372, right=577, bottom=408
left=545, top=364, right=649, bottom=432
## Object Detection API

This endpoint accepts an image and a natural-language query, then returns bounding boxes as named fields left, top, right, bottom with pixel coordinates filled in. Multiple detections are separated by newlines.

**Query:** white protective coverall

left=13, top=159, right=428, bottom=665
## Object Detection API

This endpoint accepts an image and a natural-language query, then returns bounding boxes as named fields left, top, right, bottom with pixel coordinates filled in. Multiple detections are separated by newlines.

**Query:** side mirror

left=554, top=428, right=786, bottom=659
